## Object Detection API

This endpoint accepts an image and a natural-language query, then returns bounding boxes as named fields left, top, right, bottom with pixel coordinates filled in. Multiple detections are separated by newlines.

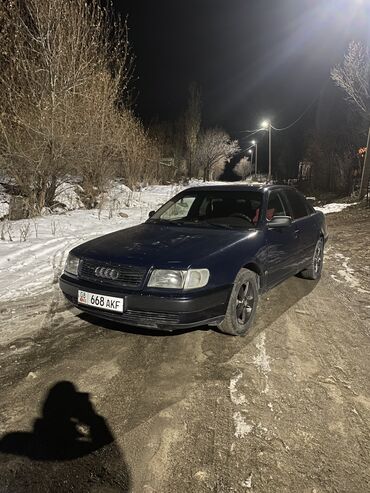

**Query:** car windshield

left=148, top=190, right=263, bottom=229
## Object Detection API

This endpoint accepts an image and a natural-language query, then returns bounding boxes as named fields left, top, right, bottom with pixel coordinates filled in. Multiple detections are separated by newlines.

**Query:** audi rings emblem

left=94, top=266, right=119, bottom=280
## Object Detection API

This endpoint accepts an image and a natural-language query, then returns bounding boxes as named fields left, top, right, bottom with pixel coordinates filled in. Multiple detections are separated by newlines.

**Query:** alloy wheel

left=236, top=282, right=254, bottom=325
left=313, top=239, right=323, bottom=274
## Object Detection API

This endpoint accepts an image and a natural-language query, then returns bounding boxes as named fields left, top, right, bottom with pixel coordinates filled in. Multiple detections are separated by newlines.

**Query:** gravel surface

left=0, top=205, right=369, bottom=493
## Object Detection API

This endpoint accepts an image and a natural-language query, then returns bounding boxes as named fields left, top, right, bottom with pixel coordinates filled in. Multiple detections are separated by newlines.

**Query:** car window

left=197, top=195, right=261, bottom=225
left=306, top=200, right=315, bottom=214
left=279, top=192, right=292, bottom=216
left=284, top=190, right=309, bottom=220
left=161, top=196, right=196, bottom=220
left=266, top=192, right=286, bottom=220
left=150, top=190, right=263, bottom=228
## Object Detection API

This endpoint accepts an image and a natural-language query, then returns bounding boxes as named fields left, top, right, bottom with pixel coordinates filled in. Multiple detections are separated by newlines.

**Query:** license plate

left=78, top=290, right=124, bottom=313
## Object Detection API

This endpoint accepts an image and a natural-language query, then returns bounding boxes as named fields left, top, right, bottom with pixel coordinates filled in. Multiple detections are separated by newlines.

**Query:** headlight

left=148, top=269, right=186, bottom=289
left=184, top=269, right=210, bottom=289
left=147, top=269, right=209, bottom=290
left=64, top=253, right=80, bottom=276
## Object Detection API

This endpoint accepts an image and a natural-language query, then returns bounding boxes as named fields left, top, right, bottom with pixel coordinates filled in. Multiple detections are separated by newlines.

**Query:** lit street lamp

left=261, top=120, right=272, bottom=182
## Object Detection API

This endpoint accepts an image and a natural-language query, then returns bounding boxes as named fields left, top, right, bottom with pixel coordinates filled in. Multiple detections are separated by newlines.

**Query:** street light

left=261, top=120, right=272, bottom=182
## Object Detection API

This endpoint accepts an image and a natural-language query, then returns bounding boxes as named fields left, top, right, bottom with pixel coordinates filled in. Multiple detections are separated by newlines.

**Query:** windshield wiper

left=148, top=218, right=186, bottom=226
left=203, top=221, right=234, bottom=230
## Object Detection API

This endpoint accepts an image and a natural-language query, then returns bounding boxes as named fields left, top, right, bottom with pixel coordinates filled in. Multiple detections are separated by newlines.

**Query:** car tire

left=218, top=269, right=259, bottom=336
left=300, top=237, right=324, bottom=280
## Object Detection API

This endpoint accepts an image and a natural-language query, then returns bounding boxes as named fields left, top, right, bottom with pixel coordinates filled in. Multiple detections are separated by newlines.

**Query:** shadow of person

left=0, top=381, right=130, bottom=492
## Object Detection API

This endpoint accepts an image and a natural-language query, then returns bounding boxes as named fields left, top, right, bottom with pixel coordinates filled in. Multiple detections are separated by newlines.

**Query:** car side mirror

left=267, top=216, right=292, bottom=228
left=148, top=210, right=155, bottom=218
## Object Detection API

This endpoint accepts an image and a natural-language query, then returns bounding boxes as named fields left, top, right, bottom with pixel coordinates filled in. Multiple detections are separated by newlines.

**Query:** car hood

left=72, top=223, right=259, bottom=269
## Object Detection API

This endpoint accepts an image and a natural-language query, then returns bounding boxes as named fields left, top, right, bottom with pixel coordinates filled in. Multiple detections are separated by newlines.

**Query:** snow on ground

left=0, top=210, right=139, bottom=302
left=253, top=332, right=271, bottom=394
left=0, top=184, right=9, bottom=219
left=233, top=411, right=254, bottom=438
left=229, top=371, right=247, bottom=406
left=329, top=252, right=370, bottom=295
left=315, top=202, right=358, bottom=214
left=0, top=180, right=231, bottom=302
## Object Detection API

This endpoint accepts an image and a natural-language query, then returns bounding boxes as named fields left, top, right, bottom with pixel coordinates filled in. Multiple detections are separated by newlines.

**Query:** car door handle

left=294, top=229, right=300, bottom=238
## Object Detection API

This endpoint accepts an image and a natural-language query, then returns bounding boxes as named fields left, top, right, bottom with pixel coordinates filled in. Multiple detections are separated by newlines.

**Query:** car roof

left=182, top=184, right=296, bottom=194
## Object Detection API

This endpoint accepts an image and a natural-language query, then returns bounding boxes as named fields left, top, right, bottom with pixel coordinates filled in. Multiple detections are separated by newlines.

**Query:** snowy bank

left=315, top=202, right=357, bottom=215
left=0, top=181, right=228, bottom=302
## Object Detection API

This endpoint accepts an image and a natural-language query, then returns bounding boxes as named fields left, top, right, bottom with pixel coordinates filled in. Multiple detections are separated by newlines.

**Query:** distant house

left=298, top=161, right=313, bottom=182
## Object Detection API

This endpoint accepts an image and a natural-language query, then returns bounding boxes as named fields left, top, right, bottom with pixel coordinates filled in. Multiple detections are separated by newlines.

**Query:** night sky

left=115, top=0, right=370, bottom=174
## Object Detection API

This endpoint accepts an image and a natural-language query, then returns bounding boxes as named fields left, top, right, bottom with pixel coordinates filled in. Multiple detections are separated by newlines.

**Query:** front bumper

left=59, top=274, right=231, bottom=330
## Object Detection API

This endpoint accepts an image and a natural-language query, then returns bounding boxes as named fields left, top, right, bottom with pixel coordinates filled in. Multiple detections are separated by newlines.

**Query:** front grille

left=122, top=310, right=180, bottom=326
left=79, top=258, right=146, bottom=288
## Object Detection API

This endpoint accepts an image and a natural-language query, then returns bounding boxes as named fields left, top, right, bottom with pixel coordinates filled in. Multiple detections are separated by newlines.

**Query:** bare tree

left=331, top=41, right=370, bottom=198
left=194, top=129, right=240, bottom=181
left=0, top=0, right=134, bottom=213
left=234, top=156, right=252, bottom=180
left=184, top=83, right=201, bottom=179
left=72, top=73, right=126, bottom=208
left=117, top=113, right=162, bottom=190
left=303, top=130, right=356, bottom=195
left=149, top=119, right=187, bottom=182
left=331, top=42, right=370, bottom=118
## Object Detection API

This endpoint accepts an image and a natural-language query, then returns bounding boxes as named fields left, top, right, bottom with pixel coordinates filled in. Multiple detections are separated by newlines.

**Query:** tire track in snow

left=0, top=238, right=76, bottom=301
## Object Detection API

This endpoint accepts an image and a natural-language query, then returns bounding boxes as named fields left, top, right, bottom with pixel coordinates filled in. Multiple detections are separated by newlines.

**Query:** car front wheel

left=218, top=268, right=259, bottom=336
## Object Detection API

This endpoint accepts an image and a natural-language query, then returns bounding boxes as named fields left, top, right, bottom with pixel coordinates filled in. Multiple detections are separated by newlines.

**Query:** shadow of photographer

left=0, top=381, right=130, bottom=492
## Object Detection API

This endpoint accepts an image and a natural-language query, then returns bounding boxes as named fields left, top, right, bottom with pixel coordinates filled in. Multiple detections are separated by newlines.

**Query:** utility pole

left=268, top=122, right=272, bottom=182
left=248, top=149, right=253, bottom=178
left=251, top=140, right=258, bottom=177
left=261, top=120, right=272, bottom=182
left=359, top=126, right=370, bottom=199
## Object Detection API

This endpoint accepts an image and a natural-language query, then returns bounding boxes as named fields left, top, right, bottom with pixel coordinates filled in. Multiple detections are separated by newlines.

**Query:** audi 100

left=59, top=185, right=328, bottom=336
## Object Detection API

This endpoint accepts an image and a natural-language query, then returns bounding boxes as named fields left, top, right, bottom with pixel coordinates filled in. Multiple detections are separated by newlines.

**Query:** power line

left=239, top=128, right=262, bottom=139
left=239, top=143, right=255, bottom=153
left=271, top=95, right=319, bottom=132
left=240, top=88, right=321, bottom=136
left=240, top=128, right=260, bottom=133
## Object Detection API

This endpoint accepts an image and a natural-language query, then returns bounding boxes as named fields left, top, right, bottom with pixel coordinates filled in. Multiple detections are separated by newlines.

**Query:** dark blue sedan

left=59, top=185, right=328, bottom=335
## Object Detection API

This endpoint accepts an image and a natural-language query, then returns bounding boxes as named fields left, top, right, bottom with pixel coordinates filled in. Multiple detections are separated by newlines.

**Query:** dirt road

left=0, top=206, right=369, bottom=493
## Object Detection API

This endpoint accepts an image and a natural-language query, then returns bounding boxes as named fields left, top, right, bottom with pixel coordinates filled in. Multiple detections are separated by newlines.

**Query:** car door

left=283, top=189, right=318, bottom=269
left=265, top=190, right=300, bottom=288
